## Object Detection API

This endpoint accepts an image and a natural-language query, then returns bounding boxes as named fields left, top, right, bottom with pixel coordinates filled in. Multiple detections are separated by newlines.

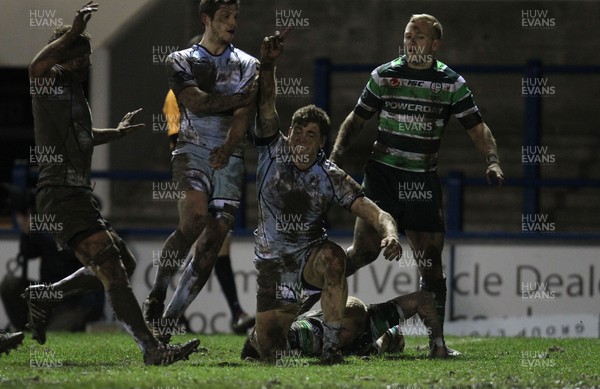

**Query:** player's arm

left=29, top=2, right=98, bottom=78
left=330, top=112, right=367, bottom=168
left=177, top=78, right=257, bottom=116
left=349, top=197, right=402, bottom=261
left=92, top=108, right=145, bottom=145
left=256, top=29, right=290, bottom=139
left=466, top=122, right=504, bottom=186
left=208, top=105, right=251, bottom=169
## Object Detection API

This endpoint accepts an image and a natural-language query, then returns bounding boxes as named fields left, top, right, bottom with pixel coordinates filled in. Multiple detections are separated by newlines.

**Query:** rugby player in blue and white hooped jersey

left=143, top=0, right=259, bottom=334
left=253, top=30, right=402, bottom=365
left=331, top=14, right=505, bottom=355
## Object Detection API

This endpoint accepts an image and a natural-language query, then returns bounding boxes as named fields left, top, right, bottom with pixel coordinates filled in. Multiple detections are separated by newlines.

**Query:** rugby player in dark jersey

left=24, top=2, right=199, bottom=365
left=242, top=291, right=450, bottom=360
left=330, top=14, right=505, bottom=355
left=252, top=30, right=403, bottom=365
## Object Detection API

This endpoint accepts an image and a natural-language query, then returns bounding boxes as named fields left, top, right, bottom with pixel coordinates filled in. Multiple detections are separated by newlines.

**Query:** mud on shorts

left=171, top=145, right=244, bottom=223
left=254, top=241, right=324, bottom=313
left=363, top=160, right=445, bottom=233
left=35, top=186, right=110, bottom=250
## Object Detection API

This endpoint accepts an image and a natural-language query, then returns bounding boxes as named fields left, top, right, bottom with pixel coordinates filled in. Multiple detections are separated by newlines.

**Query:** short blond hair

left=409, top=14, right=443, bottom=40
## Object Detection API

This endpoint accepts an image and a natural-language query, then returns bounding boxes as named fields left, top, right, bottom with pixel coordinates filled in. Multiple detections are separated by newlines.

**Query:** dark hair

left=290, top=104, right=331, bottom=138
left=199, top=0, right=240, bottom=20
left=48, top=25, right=91, bottom=57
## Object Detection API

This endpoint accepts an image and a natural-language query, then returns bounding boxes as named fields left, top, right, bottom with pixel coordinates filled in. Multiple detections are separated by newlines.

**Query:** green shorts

left=363, top=160, right=445, bottom=233
left=171, top=144, right=244, bottom=221
left=35, top=186, right=110, bottom=250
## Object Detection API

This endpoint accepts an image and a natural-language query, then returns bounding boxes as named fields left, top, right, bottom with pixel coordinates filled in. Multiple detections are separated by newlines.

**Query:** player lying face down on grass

left=242, top=291, right=450, bottom=359
left=250, top=29, right=402, bottom=365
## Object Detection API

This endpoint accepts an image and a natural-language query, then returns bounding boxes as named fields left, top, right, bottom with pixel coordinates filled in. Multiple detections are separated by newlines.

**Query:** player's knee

left=113, top=235, right=136, bottom=277
left=320, top=242, right=346, bottom=279
left=84, top=243, right=129, bottom=290
left=180, top=209, right=210, bottom=237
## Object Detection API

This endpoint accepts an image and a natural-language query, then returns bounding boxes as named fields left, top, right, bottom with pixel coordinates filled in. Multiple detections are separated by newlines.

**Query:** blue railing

left=3, top=59, right=599, bottom=241
left=313, top=58, right=600, bottom=241
left=4, top=162, right=600, bottom=241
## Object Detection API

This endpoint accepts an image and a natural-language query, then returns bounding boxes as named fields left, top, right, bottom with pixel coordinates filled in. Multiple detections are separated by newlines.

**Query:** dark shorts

left=35, top=186, right=110, bottom=250
left=363, top=160, right=445, bottom=233
left=254, top=242, right=323, bottom=313
left=171, top=147, right=244, bottom=221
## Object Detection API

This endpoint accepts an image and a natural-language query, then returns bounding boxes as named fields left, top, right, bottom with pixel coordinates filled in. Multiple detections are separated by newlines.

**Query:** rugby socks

left=321, top=321, right=341, bottom=352
left=148, top=229, right=193, bottom=303
left=414, top=291, right=445, bottom=346
left=49, top=267, right=103, bottom=297
left=420, top=277, right=447, bottom=329
left=163, top=260, right=210, bottom=321
left=214, top=255, right=243, bottom=317
left=107, top=285, right=159, bottom=352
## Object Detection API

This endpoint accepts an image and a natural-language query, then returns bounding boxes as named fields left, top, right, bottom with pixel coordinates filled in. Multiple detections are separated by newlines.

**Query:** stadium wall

left=1, top=237, right=598, bottom=337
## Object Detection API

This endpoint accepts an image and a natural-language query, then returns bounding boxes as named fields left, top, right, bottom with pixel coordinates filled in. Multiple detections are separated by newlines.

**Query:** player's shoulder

left=321, top=158, right=351, bottom=181
left=165, top=46, right=196, bottom=67
left=433, top=60, right=464, bottom=82
left=169, top=46, right=195, bottom=60
left=230, top=45, right=259, bottom=65
left=374, top=57, right=405, bottom=76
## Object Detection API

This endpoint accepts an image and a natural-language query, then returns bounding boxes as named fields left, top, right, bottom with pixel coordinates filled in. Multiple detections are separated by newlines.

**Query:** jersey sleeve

left=326, top=162, right=365, bottom=211
left=450, top=76, right=483, bottom=130
left=353, top=68, right=384, bottom=120
left=233, top=57, right=259, bottom=95
left=166, top=51, right=197, bottom=96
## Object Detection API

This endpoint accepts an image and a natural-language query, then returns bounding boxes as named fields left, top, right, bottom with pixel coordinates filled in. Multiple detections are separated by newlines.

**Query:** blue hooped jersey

left=254, top=134, right=364, bottom=259
left=167, top=44, right=258, bottom=156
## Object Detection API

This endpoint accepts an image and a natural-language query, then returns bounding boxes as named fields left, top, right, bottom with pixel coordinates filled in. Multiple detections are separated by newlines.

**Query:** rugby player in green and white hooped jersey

left=331, top=14, right=505, bottom=356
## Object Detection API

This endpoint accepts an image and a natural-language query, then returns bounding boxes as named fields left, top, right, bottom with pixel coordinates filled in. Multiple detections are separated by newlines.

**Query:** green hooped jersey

left=354, top=56, right=483, bottom=172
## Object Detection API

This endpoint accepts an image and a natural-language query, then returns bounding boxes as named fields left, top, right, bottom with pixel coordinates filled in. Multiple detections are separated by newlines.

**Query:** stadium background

left=1, top=0, right=599, bottom=335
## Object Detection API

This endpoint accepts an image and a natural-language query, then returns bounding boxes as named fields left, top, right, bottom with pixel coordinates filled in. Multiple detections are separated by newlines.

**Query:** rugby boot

left=143, top=338, right=200, bottom=366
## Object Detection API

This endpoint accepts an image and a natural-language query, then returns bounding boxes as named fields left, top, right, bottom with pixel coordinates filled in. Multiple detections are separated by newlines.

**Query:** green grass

left=1, top=332, right=599, bottom=388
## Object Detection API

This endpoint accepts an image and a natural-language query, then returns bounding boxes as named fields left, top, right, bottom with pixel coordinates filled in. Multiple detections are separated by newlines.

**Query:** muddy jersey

left=354, top=56, right=483, bottom=172
left=287, top=311, right=324, bottom=356
left=166, top=43, right=258, bottom=157
left=32, top=65, right=93, bottom=189
left=254, top=134, right=364, bottom=259
left=288, top=303, right=406, bottom=356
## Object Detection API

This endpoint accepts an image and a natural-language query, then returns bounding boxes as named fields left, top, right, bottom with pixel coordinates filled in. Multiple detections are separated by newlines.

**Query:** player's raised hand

left=117, top=108, right=145, bottom=137
left=72, top=1, right=99, bottom=35
left=260, top=27, right=291, bottom=63
left=486, top=163, right=504, bottom=187
left=381, top=236, right=402, bottom=261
